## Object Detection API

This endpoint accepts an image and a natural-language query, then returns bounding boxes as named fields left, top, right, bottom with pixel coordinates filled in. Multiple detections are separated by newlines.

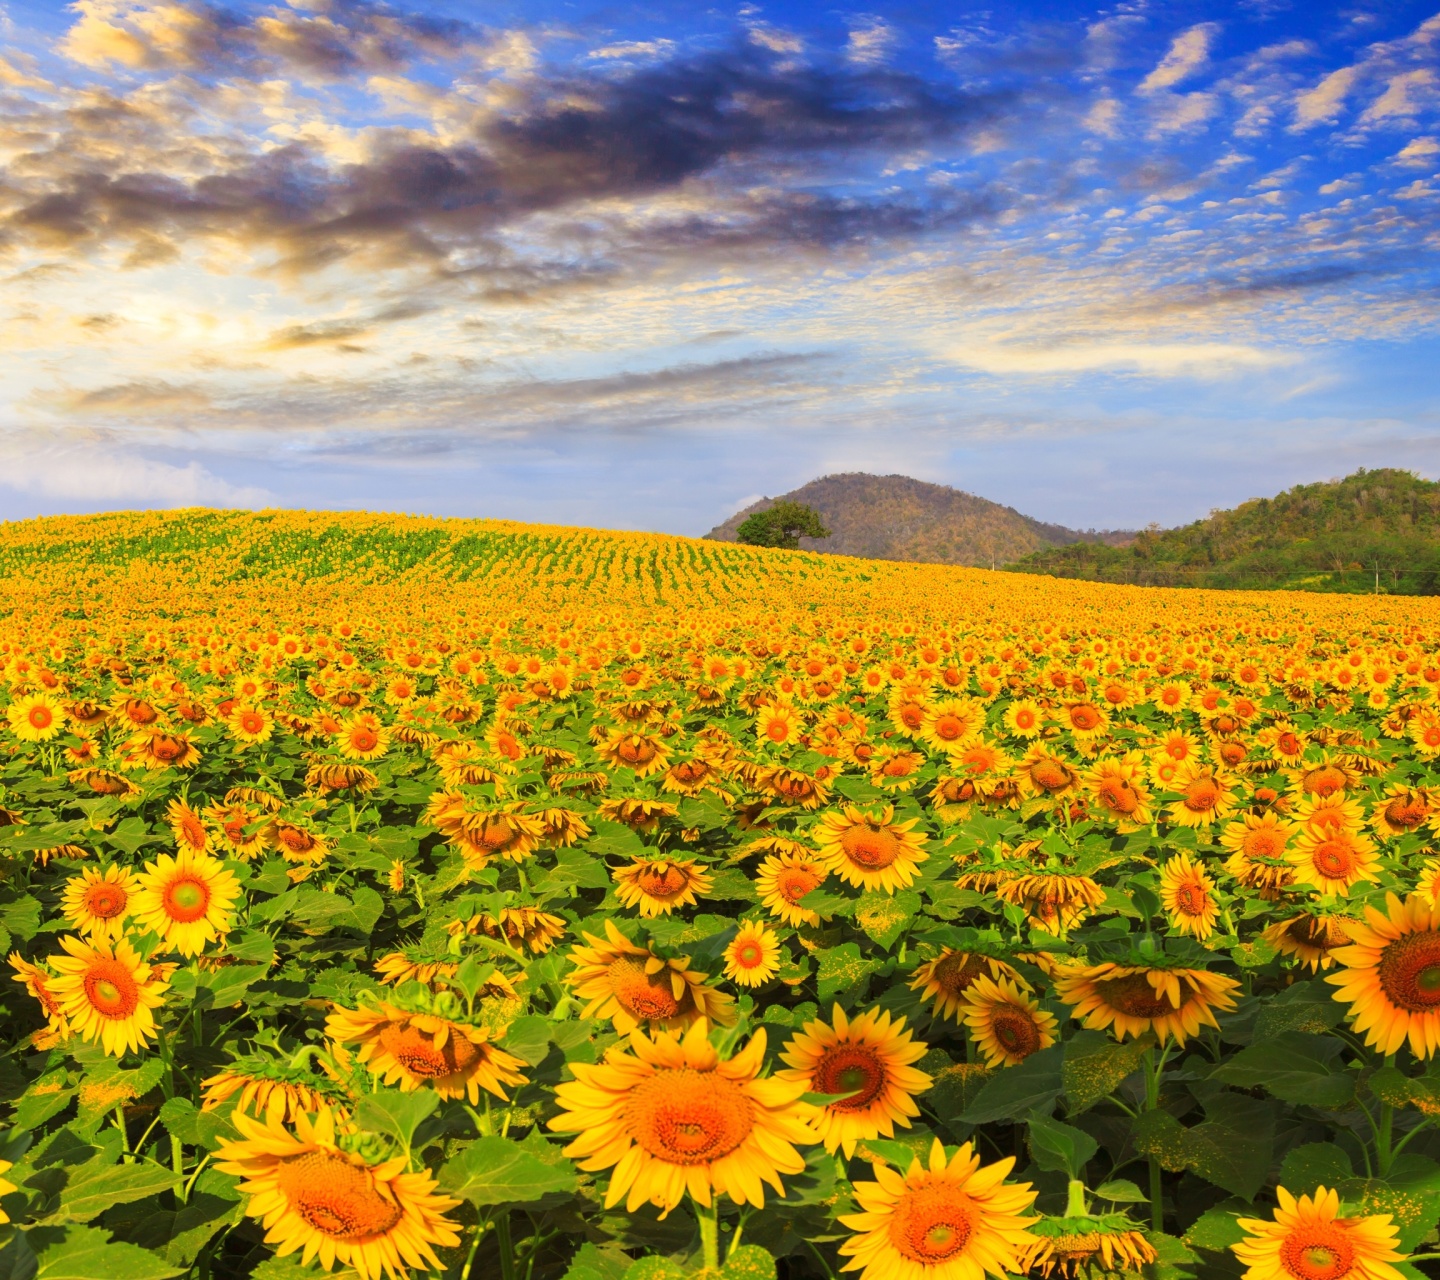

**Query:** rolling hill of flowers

left=1, top=508, right=1440, bottom=1280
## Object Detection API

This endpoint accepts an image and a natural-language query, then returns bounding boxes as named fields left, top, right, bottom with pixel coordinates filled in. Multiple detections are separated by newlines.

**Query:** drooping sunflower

left=9, top=951, right=70, bottom=1046
left=1059, top=701, right=1110, bottom=745
left=1294, top=793, right=1367, bottom=838
left=131, top=849, right=242, bottom=957
left=272, top=821, right=330, bottom=866
left=838, top=1138, right=1039, bottom=1280
left=596, top=729, right=671, bottom=778
left=548, top=1021, right=819, bottom=1214
left=326, top=993, right=528, bottom=1103
left=779, top=1005, right=932, bottom=1156
left=202, top=1055, right=351, bottom=1123
left=995, top=874, right=1106, bottom=935
left=1327, top=894, right=1440, bottom=1058
left=1288, top=828, right=1379, bottom=898
left=961, top=975, right=1058, bottom=1067
left=1372, top=784, right=1432, bottom=839
left=566, top=920, right=736, bottom=1033
left=167, top=798, right=209, bottom=853
left=909, top=950, right=1025, bottom=1023
left=448, top=906, right=568, bottom=954
left=1054, top=962, right=1240, bottom=1047
left=1158, top=853, right=1220, bottom=940
left=215, top=1104, right=462, bottom=1280
left=1222, top=811, right=1300, bottom=897
left=612, top=858, right=713, bottom=916
left=1231, top=1186, right=1406, bottom=1280
left=1017, top=747, right=1083, bottom=801
left=815, top=805, right=928, bottom=894
left=724, top=921, right=782, bottom=987
left=1262, top=913, right=1355, bottom=971
left=60, top=864, right=136, bottom=941
left=47, top=934, right=168, bottom=1057
left=755, top=851, right=829, bottom=926
left=7, top=692, right=65, bottom=742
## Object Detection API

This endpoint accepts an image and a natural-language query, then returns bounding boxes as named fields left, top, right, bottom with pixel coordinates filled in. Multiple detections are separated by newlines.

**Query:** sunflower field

left=5, top=510, right=1440, bottom=1280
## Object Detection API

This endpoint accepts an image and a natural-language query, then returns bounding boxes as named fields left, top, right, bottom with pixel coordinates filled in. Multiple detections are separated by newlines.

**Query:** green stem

left=1377, top=1055, right=1396, bottom=1176
left=497, top=1213, right=516, bottom=1280
left=1145, top=1046, right=1163, bottom=1234
left=172, top=1136, right=185, bottom=1193
left=1065, top=1180, right=1089, bottom=1218
left=696, top=1197, right=720, bottom=1273
left=803, top=1236, right=837, bottom=1280
left=459, top=1219, right=491, bottom=1280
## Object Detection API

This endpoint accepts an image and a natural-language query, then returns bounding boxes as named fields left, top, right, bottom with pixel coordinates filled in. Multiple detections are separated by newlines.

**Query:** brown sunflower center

left=1279, top=1225, right=1356, bottom=1280
left=275, top=1150, right=403, bottom=1242
left=378, top=1020, right=481, bottom=1078
left=84, top=958, right=140, bottom=1018
left=813, top=1045, right=887, bottom=1111
left=607, top=956, right=682, bottom=1021
left=474, top=818, right=522, bottom=852
left=839, top=824, right=901, bottom=870
left=1092, top=973, right=1177, bottom=1018
left=1030, top=759, right=1075, bottom=792
left=150, top=735, right=187, bottom=762
left=83, top=883, right=128, bottom=919
left=1385, top=797, right=1427, bottom=830
left=932, top=952, right=986, bottom=997
left=624, top=1069, right=755, bottom=1165
left=163, top=875, right=212, bottom=923
left=617, top=737, right=658, bottom=764
left=888, top=1183, right=975, bottom=1263
left=1377, top=931, right=1440, bottom=1011
left=990, top=1006, right=1042, bottom=1057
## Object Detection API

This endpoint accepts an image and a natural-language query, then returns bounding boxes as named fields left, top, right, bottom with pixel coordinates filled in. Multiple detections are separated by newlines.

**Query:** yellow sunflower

left=1167, top=763, right=1238, bottom=828
left=909, top=950, right=1025, bottom=1023
left=918, top=699, right=987, bottom=754
left=1327, top=894, right=1440, bottom=1058
left=1222, top=812, right=1300, bottom=897
left=961, top=975, right=1058, bottom=1067
left=1232, top=1186, right=1406, bottom=1280
left=548, top=1021, right=819, bottom=1214
left=1017, top=747, right=1083, bottom=801
left=1288, top=829, right=1379, bottom=898
left=1060, top=701, right=1110, bottom=744
left=226, top=704, right=274, bottom=746
left=338, top=714, right=389, bottom=762
left=167, top=798, right=209, bottom=853
left=7, top=692, right=65, bottom=742
left=596, top=729, right=671, bottom=778
left=60, top=864, right=136, bottom=941
left=724, top=921, right=782, bottom=987
left=1002, top=698, right=1044, bottom=739
left=132, top=849, right=242, bottom=957
left=1085, top=755, right=1153, bottom=831
left=1054, top=962, right=1239, bottom=1047
left=779, top=1005, right=932, bottom=1156
left=566, top=920, right=736, bottom=1034
left=1262, top=913, right=1355, bottom=972
left=448, top=906, right=568, bottom=954
left=47, top=934, right=168, bottom=1057
left=202, top=1060, right=349, bottom=1123
left=1372, top=785, right=1431, bottom=839
left=815, top=805, right=928, bottom=893
left=9, top=951, right=70, bottom=1045
left=838, top=1138, right=1039, bottom=1280
left=755, top=851, right=829, bottom=926
left=215, top=1105, right=461, bottom=1280
left=994, top=874, right=1106, bottom=935
left=1159, top=853, right=1220, bottom=940
left=756, top=701, right=803, bottom=747
left=612, top=858, right=713, bottom=917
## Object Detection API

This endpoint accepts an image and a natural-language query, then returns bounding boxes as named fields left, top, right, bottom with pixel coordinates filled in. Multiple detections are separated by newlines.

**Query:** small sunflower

left=1002, top=698, right=1044, bottom=739
left=815, top=804, right=928, bottom=894
left=1222, top=811, right=1300, bottom=897
left=1372, top=785, right=1431, bottom=839
left=909, top=950, right=1025, bottom=1023
left=132, top=849, right=242, bottom=957
left=338, top=714, right=389, bottom=762
left=596, top=729, right=670, bottom=777
left=226, top=704, right=273, bottom=746
left=961, top=975, right=1058, bottom=1067
left=612, top=858, right=713, bottom=917
left=47, top=934, right=168, bottom=1057
left=995, top=874, right=1106, bottom=935
left=60, top=864, right=136, bottom=941
left=756, top=702, right=803, bottom=747
left=167, top=798, right=209, bottom=853
left=1054, top=962, right=1239, bottom=1047
left=1017, top=747, right=1083, bottom=801
left=724, top=921, right=782, bottom=987
left=9, top=951, right=70, bottom=1045
left=1232, top=1186, right=1406, bottom=1280
left=755, top=851, right=829, bottom=926
left=1159, top=853, right=1220, bottom=940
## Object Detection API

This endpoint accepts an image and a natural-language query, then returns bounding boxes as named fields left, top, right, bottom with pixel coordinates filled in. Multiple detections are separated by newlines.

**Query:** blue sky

left=0, top=0, right=1436, bottom=535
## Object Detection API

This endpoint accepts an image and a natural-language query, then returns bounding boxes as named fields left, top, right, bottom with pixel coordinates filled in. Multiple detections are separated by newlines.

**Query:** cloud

left=1292, top=65, right=1360, bottom=128
left=1394, top=136, right=1440, bottom=167
left=1359, top=68, right=1439, bottom=124
left=845, top=19, right=896, bottom=68
left=944, top=340, right=1292, bottom=378
left=1139, top=23, right=1221, bottom=94
left=587, top=40, right=677, bottom=61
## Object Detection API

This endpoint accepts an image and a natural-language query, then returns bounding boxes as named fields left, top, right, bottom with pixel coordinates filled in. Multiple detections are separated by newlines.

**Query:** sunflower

left=1327, top=894, right=1440, bottom=1058
left=1017, top=747, right=1082, bottom=801
left=215, top=1105, right=461, bottom=1280
left=202, top=1056, right=351, bottom=1123
left=1232, top=1186, right=1406, bottom=1280
left=756, top=702, right=803, bottom=747
left=1262, top=913, right=1355, bottom=971
left=373, top=951, right=460, bottom=989
left=47, top=934, right=168, bottom=1057
left=1167, top=763, right=1238, bottom=828
left=910, top=950, right=1025, bottom=1023
left=755, top=851, right=829, bottom=926
left=994, top=874, right=1106, bottom=935
left=779, top=1005, right=931, bottom=1156
left=120, top=728, right=201, bottom=771
left=1159, top=853, right=1220, bottom=940
left=1002, top=699, right=1044, bottom=739
left=272, top=821, right=330, bottom=866
left=226, top=704, right=274, bottom=745
left=838, top=1138, right=1039, bottom=1280
left=7, top=692, right=65, bottom=742
left=762, top=765, right=834, bottom=810
left=1060, top=701, right=1109, bottom=744
left=566, top=920, right=736, bottom=1034
left=1054, top=962, right=1240, bottom=1047
left=1288, top=829, right=1379, bottom=898
left=1372, top=785, right=1432, bottom=839
left=596, top=729, right=671, bottom=778
left=1290, top=758, right=1361, bottom=801
left=1085, top=755, right=1153, bottom=831
left=961, top=976, right=1058, bottom=1067
left=9, top=951, right=70, bottom=1045
left=130, top=849, right=241, bottom=956
left=326, top=995, right=528, bottom=1103
left=205, top=800, right=271, bottom=860
left=724, top=921, right=782, bottom=987
left=815, top=805, right=928, bottom=894
left=596, top=796, right=678, bottom=835
left=919, top=699, right=986, bottom=754
left=167, top=798, right=209, bottom=853
left=448, top=907, right=568, bottom=954
left=549, top=1021, right=818, bottom=1214
left=338, top=714, right=389, bottom=762
left=612, top=858, right=713, bottom=916
left=60, top=864, right=136, bottom=941
left=1222, top=812, right=1300, bottom=897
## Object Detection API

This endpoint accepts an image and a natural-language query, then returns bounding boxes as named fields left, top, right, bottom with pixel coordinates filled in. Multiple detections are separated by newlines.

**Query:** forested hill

left=1007, top=468, right=1440, bottom=593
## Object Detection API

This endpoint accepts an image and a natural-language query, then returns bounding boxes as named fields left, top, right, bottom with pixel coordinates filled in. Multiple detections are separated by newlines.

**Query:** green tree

left=734, top=500, right=831, bottom=550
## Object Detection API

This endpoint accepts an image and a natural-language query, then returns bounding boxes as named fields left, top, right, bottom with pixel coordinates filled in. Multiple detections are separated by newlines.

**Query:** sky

left=0, top=0, right=1437, bottom=536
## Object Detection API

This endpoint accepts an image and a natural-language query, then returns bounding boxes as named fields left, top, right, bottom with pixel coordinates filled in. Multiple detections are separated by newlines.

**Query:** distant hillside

left=705, top=473, right=1131, bottom=566
left=1009, top=468, right=1440, bottom=594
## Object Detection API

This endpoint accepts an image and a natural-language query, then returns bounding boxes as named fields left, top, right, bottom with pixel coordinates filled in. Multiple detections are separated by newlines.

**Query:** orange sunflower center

left=279, top=826, right=317, bottom=853
left=1098, top=778, right=1139, bottom=815
left=989, top=1005, right=1042, bottom=1057
left=274, top=1150, right=403, bottom=1242
left=83, top=957, right=140, bottom=1019
left=163, top=874, right=212, bottom=923
left=933, top=715, right=966, bottom=741
left=777, top=865, right=824, bottom=904
left=1069, top=705, right=1102, bottom=731
left=1184, top=778, right=1220, bottom=812
left=1279, top=1224, right=1357, bottom=1280
left=1093, top=973, right=1176, bottom=1019
left=378, top=1019, right=481, bottom=1078
left=938, top=778, right=977, bottom=803
left=28, top=705, right=53, bottom=729
left=887, top=1183, right=975, bottom=1264
left=1310, top=840, right=1357, bottom=880
left=1014, top=708, right=1037, bottom=728
left=150, top=735, right=187, bottom=762
left=617, top=737, right=658, bottom=764
left=83, top=882, right=128, bottom=919
left=351, top=729, right=378, bottom=751
left=932, top=952, right=986, bottom=997
left=240, top=713, right=264, bottom=734
left=607, top=956, right=682, bottom=1021
left=733, top=940, right=765, bottom=968
left=1304, top=767, right=1348, bottom=798
left=624, top=1069, right=755, bottom=1165
left=474, top=818, right=522, bottom=852
left=839, top=824, right=902, bottom=870
left=1243, top=828, right=1287, bottom=858
left=1030, top=759, right=1075, bottom=792
left=1377, top=930, right=1440, bottom=1012
left=636, top=865, right=691, bottom=897
left=1385, top=797, right=1427, bottom=830
left=1172, top=881, right=1209, bottom=916
left=813, top=1044, right=887, bottom=1111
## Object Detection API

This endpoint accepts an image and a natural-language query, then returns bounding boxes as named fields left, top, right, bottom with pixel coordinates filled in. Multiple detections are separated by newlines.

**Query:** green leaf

left=816, top=942, right=878, bottom=1004
left=1369, top=1065, right=1440, bottom=1115
left=47, top=1158, right=179, bottom=1223
left=1062, top=1030, right=1154, bottom=1114
left=561, top=1243, right=633, bottom=1280
left=1341, top=1155, right=1440, bottom=1251
left=622, top=1259, right=688, bottom=1280
left=928, top=1062, right=994, bottom=1122
left=853, top=890, right=921, bottom=950
left=1026, top=1115, right=1098, bottom=1180
left=102, top=817, right=155, bottom=856
left=1184, top=1202, right=1249, bottom=1251
left=1094, top=1179, right=1148, bottom=1204
left=722, top=1244, right=777, bottom=1280
left=960, top=1046, right=1063, bottom=1125
left=222, top=930, right=275, bottom=965
left=1254, top=980, right=1343, bottom=1039
left=1211, top=1032, right=1354, bottom=1107
left=157, top=1098, right=236, bottom=1151
left=103, top=1188, right=242, bottom=1267
left=354, top=1090, right=439, bottom=1150
left=438, top=1133, right=578, bottom=1207
left=0, top=895, right=41, bottom=942
left=706, top=868, right=759, bottom=902
left=1, top=1225, right=182, bottom=1280
left=1280, top=1143, right=1353, bottom=1193
left=1132, top=1093, right=1276, bottom=1201
left=501, top=1014, right=553, bottom=1066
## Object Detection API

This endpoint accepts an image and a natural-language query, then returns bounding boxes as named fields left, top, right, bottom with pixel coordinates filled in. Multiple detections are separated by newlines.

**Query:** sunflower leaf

left=439, top=1134, right=578, bottom=1208
left=0, top=1224, right=182, bottom=1280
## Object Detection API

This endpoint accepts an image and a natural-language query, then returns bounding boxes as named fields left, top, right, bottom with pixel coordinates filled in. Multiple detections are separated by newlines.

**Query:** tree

left=734, top=500, right=831, bottom=550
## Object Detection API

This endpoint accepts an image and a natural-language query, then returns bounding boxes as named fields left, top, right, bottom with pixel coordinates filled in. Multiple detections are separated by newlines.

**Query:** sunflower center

left=83, top=958, right=140, bottom=1018
left=151, top=735, right=186, bottom=761
left=618, top=737, right=657, bottom=764
left=734, top=942, right=764, bottom=967
left=1030, top=759, right=1074, bottom=792
left=164, top=876, right=211, bottom=922
left=839, top=824, right=901, bottom=870
left=84, top=883, right=128, bottom=918
left=1279, top=1226, right=1356, bottom=1280
left=888, top=1183, right=975, bottom=1263
left=624, top=1069, right=755, bottom=1165
left=934, top=716, right=965, bottom=741
left=1069, top=705, right=1101, bottom=731
left=1377, top=931, right=1440, bottom=1011
left=1311, top=841, right=1357, bottom=879
left=607, top=956, right=682, bottom=1021
left=28, top=706, right=53, bottom=729
left=1244, top=830, right=1286, bottom=858
left=378, top=1020, right=481, bottom=1078
left=637, top=865, right=690, bottom=897
left=990, top=1006, right=1041, bottom=1056
left=1304, top=767, right=1347, bottom=797
left=475, top=818, right=521, bottom=851
left=1093, top=973, right=1176, bottom=1018
left=813, top=1045, right=886, bottom=1110
left=1184, top=779, right=1219, bottom=812
left=275, top=1150, right=403, bottom=1242
left=778, top=866, right=823, bottom=904
left=1173, top=882, right=1208, bottom=916
left=932, top=952, right=985, bottom=997
left=352, top=730, right=377, bottom=751
left=1099, top=780, right=1139, bottom=814
left=1385, top=798, right=1427, bottom=830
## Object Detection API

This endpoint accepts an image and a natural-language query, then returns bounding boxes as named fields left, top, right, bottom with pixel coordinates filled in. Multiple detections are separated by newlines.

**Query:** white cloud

left=1140, top=23, right=1221, bottom=94
left=748, top=26, right=804, bottom=55
left=1359, top=68, right=1439, bottom=124
left=845, top=18, right=896, bottom=67
left=727, top=491, right=764, bottom=514
left=587, top=39, right=677, bottom=61
left=1394, top=136, right=1440, bottom=168
left=1292, top=65, right=1359, bottom=128
left=943, top=340, right=1293, bottom=379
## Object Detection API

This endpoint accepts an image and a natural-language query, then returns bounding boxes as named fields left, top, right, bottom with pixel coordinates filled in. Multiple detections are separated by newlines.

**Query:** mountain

left=704, top=473, right=1131, bottom=566
left=1008, top=468, right=1440, bottom=594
